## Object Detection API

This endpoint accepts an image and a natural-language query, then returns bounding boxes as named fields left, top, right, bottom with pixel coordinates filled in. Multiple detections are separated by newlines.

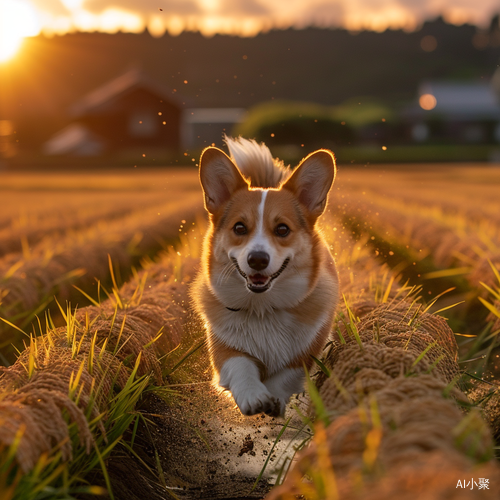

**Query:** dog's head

left=199, top=146, right=336, bottom=308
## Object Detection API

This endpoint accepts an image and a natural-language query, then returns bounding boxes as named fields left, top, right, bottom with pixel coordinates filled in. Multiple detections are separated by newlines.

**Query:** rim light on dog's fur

left=192, top=137, right=340, bottom=417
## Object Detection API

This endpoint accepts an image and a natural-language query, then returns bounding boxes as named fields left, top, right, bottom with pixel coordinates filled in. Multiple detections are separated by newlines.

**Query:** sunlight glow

left=167, top=17, right=186, bottom=37
left=98, top=8, right=143, bottom=34
left=148, top=16, right=167, bottom=38
left=13, top=0, right=500, bottom=40
left=0, top=0, right=40, bottom=62
left=199, top=0, right=221, bottom=13
left=445, top=8, right=473, bottom=27
left=345, top=5, right=418, bottom=32
left=67, top=7, right=143, bottom=34
left=60, top=0, right=84, bottom=9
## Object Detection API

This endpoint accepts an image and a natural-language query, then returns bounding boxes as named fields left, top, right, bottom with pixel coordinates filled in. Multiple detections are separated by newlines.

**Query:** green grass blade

left=478, top=297, right=500, bottom=320
left=411, top=341, right=437, bottom=368
left=251, top=416, right=292, bottom=492
left=93, top=443, right=115, bottom=500
left=310, top=355, right=331, bottom=377
left=305, top=366, right=330, bottom=427
left=164, top=339, right=206, bottom=377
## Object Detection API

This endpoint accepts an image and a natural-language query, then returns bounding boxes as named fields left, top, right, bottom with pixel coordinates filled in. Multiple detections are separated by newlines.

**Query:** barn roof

left=70, top=68, right=186, bottom=117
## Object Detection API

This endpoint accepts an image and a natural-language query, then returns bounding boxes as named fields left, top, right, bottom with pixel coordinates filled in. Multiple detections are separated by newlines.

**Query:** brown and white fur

left=192, top=137, right=339, bottom=417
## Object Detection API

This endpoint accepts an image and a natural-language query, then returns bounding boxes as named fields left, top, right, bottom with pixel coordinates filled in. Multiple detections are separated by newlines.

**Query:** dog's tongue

left=249, top=274, right=269, bottom=285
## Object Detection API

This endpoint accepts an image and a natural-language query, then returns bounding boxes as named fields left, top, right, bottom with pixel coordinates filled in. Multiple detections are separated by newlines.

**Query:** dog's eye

left=275, top=224, right=290, bottom=237
left=233, top=222, right=247, bottom=235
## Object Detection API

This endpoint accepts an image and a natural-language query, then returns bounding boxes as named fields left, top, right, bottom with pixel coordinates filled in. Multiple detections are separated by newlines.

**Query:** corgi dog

left=192, top=137, right=339, bottom=417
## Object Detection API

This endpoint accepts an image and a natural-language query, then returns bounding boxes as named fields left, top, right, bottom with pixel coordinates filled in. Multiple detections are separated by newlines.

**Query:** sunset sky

left=1, top=0, right=499, bottom=62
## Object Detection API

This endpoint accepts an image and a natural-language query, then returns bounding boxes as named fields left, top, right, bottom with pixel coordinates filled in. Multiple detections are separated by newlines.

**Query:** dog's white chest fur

left=207, top=307, right=328, bottom=374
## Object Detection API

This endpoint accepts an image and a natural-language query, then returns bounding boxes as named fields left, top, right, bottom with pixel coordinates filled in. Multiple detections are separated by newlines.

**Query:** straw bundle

left=269, top=299, right=499, bottom=499
left=0, top=255, right=198, bottom=474
left=468, top=380, right=500, bottom=442
left=267, top=239, right=500, bottom=500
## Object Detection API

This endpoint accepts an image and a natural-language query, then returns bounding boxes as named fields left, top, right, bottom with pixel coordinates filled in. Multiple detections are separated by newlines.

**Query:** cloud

left=30, top=0, right=70, bottom=16
left=83, top=0, right=269, bottom=17
left=296, top=1, right=344, bottom=28
left=83, top=0, right=199, bottom=15
left=217, top=0, right=270, bottom=16
left=26, top=0, right=500, bottom=36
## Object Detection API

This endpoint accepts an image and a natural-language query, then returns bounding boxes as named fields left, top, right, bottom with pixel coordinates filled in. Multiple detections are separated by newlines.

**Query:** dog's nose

left=247, top=251, right=270, bottom=271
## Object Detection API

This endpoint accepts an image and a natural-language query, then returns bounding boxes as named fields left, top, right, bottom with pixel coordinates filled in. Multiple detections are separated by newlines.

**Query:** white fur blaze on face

left=218, top=357, right=280, bottom=416
left=244, top=190, right=272, bottom=262
left=256, top=189, right=267, bottom=240
left=264, top=367, right=305, bottom=417
left=237, top=190, right=281, bottom=278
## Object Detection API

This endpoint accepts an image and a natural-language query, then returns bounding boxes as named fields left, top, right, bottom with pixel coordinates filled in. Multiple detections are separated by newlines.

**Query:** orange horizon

left=1, top=0, right=499, bottom=63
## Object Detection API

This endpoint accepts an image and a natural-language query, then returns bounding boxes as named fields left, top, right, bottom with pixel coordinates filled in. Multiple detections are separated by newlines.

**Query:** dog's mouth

left=231, top=257, right=290, bottom=293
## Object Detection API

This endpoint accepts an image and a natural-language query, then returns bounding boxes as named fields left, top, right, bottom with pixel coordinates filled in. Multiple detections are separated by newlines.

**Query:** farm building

left=44, top=69, right=247, bottom=156
left=181, top=108, right=247, bottom=149
left=403, top=80, right=500, bottom=144
left=44, top=68, right=185, bottom=156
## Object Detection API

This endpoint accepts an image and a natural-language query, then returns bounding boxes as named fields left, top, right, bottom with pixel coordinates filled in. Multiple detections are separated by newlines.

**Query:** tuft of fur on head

left=224, top=135, right=291, bottom=189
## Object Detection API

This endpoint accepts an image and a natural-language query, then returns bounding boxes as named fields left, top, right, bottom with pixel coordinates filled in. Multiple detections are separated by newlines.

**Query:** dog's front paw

left=265, top=397, right=287, bottom=418
left=234, top=385, right=279, bottom=416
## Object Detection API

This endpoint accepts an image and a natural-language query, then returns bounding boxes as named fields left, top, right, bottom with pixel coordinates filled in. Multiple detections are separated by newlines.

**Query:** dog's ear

left=199, top=147, right=248, bottom=214
left=282, top=149, right=336, bottom=219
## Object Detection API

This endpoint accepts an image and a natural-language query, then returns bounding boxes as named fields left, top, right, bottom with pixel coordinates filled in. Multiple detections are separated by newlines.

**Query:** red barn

left=45, top=68, right=184, bottom=156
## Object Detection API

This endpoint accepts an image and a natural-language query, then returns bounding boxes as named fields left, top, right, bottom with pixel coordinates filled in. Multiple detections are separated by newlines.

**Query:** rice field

left=0, top=168, right=203, bottom=361
left=0, top=163, right=499, bottom=499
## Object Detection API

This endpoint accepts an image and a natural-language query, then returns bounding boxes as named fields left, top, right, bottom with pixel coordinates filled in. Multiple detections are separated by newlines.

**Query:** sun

left=0, top=0, right=41, bottom=63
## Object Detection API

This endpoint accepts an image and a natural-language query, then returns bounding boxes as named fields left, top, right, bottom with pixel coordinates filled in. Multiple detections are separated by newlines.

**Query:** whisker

left=231, top=257, right=247, bottom=279
left=221, top=265, right=236, bottom=283
left=218, top=261, right=237, bottom=285
left=217, top=264, right=230, bottom=285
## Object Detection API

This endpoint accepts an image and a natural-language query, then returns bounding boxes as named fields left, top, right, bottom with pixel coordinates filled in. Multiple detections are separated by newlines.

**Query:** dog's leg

left=219, top=357, right=279, bottom=416
left=264, top=368, right=304, bottom=416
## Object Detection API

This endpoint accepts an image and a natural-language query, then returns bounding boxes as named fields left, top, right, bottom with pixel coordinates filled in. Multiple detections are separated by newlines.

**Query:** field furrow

left=269, top=204, right=500, bottom=499
left=0, top=196, right=180, bottom=258
left=0, top=242, right=199, bottom=497
left=342, top=166, right=500, bottom=226
left=0, top=192, right=203, bottom=359
left=339, top=192, right=500, bottom=289
left=0, top=165, right=499, bottom=500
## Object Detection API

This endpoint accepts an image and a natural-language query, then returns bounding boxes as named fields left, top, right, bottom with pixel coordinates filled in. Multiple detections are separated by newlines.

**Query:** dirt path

left=145, top=382, right=310, bottom=500
left=98, top=335, right=311, bottom=500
